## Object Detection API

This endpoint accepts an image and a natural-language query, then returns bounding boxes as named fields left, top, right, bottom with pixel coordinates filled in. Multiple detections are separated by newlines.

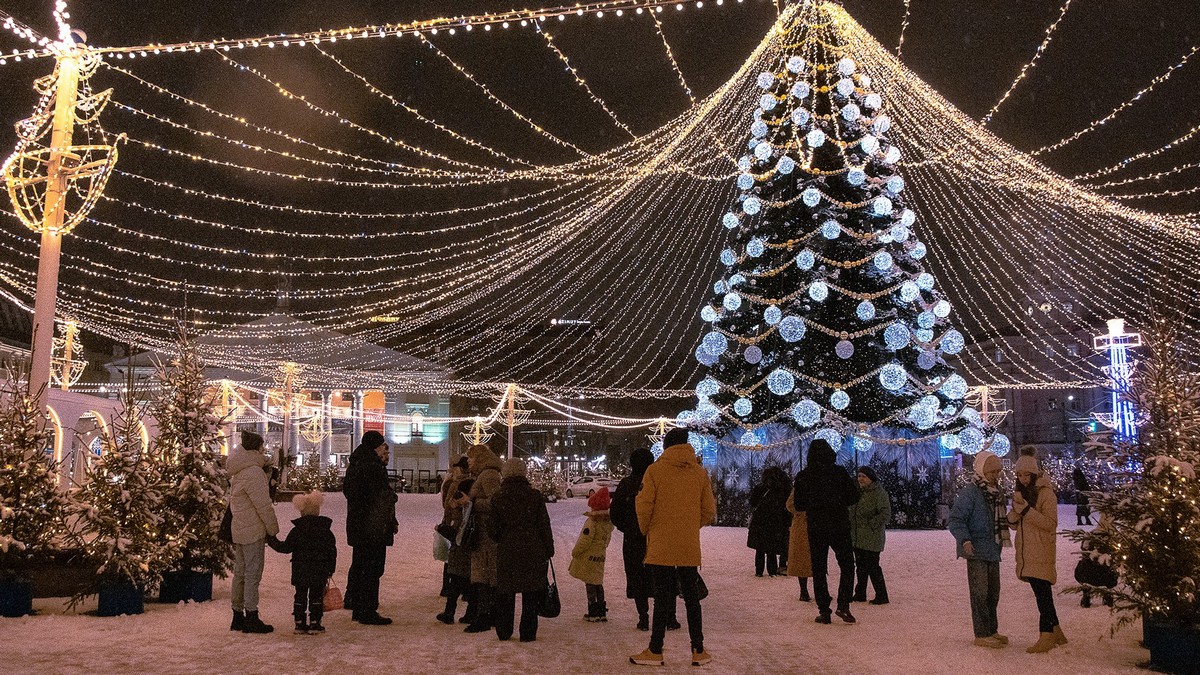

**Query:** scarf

left=972, top=474, right=1011, bottom=548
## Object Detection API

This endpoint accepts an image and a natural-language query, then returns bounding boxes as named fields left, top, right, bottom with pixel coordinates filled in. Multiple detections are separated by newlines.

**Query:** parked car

left=565, top=475, right=619, bottom=499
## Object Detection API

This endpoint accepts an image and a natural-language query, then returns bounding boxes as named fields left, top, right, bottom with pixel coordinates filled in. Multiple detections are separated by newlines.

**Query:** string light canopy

left=0, top=0, right=1196, bottom=402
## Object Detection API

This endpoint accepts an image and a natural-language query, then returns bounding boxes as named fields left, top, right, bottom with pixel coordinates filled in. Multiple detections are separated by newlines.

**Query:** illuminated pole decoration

left=647, top=417, right=670, bottom=457
left=1093, top=318, right=1142, bottom=441
left=3, top=9, right=120, bottom=412
left=270, top=361, right=306, bottom=486
left=495, top=384, right=531, bottom=460
left=49, top=319, right=86, bottom=389
left=462, top=416, right=493, bottom=447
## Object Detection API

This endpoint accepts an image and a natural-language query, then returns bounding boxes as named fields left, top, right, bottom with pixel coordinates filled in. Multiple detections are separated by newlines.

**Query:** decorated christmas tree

left=150, top=327, right=232, bottom=577
left=0, top=375, right=74, bottom=571
left=1071, top=313, right=1200, bottom=631
left=72, top=387, right=175, bottom=593
left=685, top=2, right=1002, bottom=464
left=530, top=446, right=566, bottom=502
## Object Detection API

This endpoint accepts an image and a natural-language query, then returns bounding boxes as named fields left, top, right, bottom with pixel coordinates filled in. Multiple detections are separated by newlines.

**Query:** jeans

left=585, top=583, right=606, bottom=607
left=754, top=550, right=779, bottom=576
left=809, top=529, right=855, bottom=613
left=648, top=565, right=703, bottom=654
left=231, top=539, right=266, bottom=612
left=853, top=548, right=888, bottom=601
left=494, top=589, right=546, bottom=640
left=293, top=582, right=325, bottom=624
left=346, top=544, right=387, bottom=615
left=966, top=558, right=1001, bottom=638
left=1028, top=578, right=1059, bottom=633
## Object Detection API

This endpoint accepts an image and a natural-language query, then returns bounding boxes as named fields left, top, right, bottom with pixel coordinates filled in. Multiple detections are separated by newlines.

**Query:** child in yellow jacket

left=569, top=487, right=614, bottom=622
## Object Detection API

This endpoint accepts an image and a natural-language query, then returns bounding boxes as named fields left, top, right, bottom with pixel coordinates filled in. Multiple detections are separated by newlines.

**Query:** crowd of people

left=221, top=427, right=1091, bottom=664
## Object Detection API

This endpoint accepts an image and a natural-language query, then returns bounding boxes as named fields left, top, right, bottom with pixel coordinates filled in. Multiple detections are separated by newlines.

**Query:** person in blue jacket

left=948, top=449, right=1011, bottom=649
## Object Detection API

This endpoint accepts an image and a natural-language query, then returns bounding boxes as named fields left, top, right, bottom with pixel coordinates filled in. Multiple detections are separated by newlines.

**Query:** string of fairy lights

left=0, top=0, right=1197, bottom=407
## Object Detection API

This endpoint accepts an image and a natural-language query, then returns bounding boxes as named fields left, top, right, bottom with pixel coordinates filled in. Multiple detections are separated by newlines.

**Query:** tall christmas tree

left=150, top=327, right=232, bottom=577
left=1071, top=313, right=1200, bottom=630
left=72, top=386, right=175, bottom=592
left=686, top=2, right=999, bottom=459
left=0, top=375, right=74, bottom=569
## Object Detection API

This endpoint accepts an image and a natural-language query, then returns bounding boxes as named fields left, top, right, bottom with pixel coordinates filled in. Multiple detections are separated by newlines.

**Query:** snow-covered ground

left=8, top=495, right=1145, bottom=674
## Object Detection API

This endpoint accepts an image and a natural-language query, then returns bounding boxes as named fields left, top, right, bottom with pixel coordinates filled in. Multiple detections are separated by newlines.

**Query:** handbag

left=433, top=530, right=450, bottom=562
left=457, top=503, right=479, bottom=551
left=322, top=581, right=344, bottom=612
left=217, top=505, right=233, bottom=543
left=696, top=573, right=710, bottom=601
left=435, top=522, right=458, bottom=543
left=538, top=560, right=561, bottom=618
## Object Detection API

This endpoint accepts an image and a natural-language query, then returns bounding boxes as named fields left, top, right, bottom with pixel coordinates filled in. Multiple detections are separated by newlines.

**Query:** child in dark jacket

left=269, top=491, right=337, bottom=634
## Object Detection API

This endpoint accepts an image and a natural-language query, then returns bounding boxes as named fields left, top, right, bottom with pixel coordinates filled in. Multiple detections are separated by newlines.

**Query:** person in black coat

left=612, top=448, right=667, bottom=631
left=747, top=466, right=792, bottom=577
left=793, top=439, right=860, bottom=624
left=342, top=430, right=397, bottom=625
left=268, top=491, right=337, bottom=634
left=487, top=459, right=555, bottom=642
left=1072, top=466, right=1093, bottom=526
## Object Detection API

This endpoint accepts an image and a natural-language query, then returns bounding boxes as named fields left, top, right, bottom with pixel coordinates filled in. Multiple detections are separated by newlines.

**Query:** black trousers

left=1028, top=578, right=1060, bottom=633
left=852, top=548, right=888, bottom=601
left=809, top=528, right=855, bottom=613
left=755, top=550, right=780, bottom=576
left=293, top=582, right=324, bottom=624
left=648, top=565, right=703, bottom=654
left=493, top=589, right=546, bottom=641
left=346, top=544, right=387, bottom=615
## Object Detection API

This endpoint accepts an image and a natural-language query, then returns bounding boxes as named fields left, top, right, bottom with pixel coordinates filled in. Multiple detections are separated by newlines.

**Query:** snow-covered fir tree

left=1072, top=313, right=1200, bottom=629
left=72, top=388, right=174, bottom=590
left=684, top=2, right=1003, bottom=460
left=0, top=376, right=74, bottom=564
left=150, top=328, right=232, bottom=577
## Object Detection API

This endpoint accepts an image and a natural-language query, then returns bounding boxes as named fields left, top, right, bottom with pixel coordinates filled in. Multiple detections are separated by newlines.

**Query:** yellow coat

left=786, top=489, right=812, bottom=578
left=1008, top=476, right=1058, bottom=584
left=568, top=511, right=613, bottom=585
left=636, top=444, right=716, bottom=567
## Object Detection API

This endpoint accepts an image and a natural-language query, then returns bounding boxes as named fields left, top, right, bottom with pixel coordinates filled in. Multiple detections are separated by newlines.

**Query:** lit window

left=995, top=349, right=1004, bottom=363
left=411, top=411, right=425, bottom=436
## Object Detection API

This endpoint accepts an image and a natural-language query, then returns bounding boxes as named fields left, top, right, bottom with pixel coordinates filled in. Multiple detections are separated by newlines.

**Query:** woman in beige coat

left=464, top=444, right=504, bottom=633
left=1008, top=452, right=1065, bottom=653
left=786, top=487, right=813, bottom=602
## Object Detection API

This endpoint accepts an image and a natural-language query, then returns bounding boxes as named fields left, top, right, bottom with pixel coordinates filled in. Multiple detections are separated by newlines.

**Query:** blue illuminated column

left=1093, top=319, right=1142, bottom=441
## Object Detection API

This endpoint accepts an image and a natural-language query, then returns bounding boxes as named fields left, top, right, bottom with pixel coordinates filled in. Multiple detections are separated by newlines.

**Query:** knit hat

left=360, top=430, right=386, bottom=451
left=857, top=466, right=879, bottom=483
left=501, top=458, right=527, bottom=479
left=241, top=430, right=264, bottom=451
left=292, top=490, right=324, bottom=516
left=974, top=450, right=1001, bottom=478
left=663, top=427, right=689, bottom=448
left=629, top=448, right=655, bottom=476
left=1013, top=454, right=1040, bottom=476
left=587, top=486, right=611, bottom=511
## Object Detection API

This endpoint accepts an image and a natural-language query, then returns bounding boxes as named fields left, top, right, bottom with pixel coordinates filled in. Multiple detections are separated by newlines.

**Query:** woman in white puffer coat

left=228, top=431, right=280, bottom=634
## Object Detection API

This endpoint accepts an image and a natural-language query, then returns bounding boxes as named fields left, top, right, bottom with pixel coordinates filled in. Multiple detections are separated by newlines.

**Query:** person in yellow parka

left=1008, top=450, right=1066, bottom=653
left=630, top=428, right=717, bottom=668
left=569, top=487, right=614, bottom=622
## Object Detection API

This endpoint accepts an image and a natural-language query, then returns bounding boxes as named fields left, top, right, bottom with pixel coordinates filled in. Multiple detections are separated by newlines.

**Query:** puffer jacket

left=948, top=483, right=1003, bottom=563
left=569, top=510, right=613, bottom=585
left=793, top=443, right=859, bottom=536
left=227, top=447, right=279, bottom=545
left=636, top=443, right=716, bottom=567
left=270, top=515, right=337, bottom=587
left=849, top=481, right=891, bottom=553
left=488, top=476, right=555, bottom=595
left=469, top=453, right=504, bottom=586
left=1009, top=475, right=1058, bottom=584
left=343, top=443, right=398, bottom=548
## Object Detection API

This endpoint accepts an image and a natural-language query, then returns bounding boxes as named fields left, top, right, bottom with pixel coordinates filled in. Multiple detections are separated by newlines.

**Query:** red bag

left=323, top=581, right=344, bottom=612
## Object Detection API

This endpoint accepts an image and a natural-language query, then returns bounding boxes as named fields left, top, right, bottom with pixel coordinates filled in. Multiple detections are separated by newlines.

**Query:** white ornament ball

left=792, top=399, right=821, bottom=427
left=933, top=300, right=952, bottom=318
left=884, top=146, right=901, bottom=164
left=702, top=331, right=729, bottom=355
left=806, top=129, right=826, bottom=148
left=847, top=168, right=866, bottom=186
left=764, top=305, right=782, bottom=325
left=899, top=281, right=919, bottom=303
left=786, top=56, right=805, bottom=73
left=940, top=374, right=968, bottom=399
left=756, top=72, right=775, bottom=89
left=754, top=142, right=773, bottom=161
left=909, top=242, right=927, bottom=259
left=777, top=155, right=796, bottom=174
left=822, top=220, right=840, bottom=239
left=830, top=390, right=850, bottom=410
left=884, top=323, right=910, bottom=350
left=808, top=281, right=829, bottom=302
left=796, top=249, right=815, bottom=270
left=760, top=93, right=777, bottom=111
left=700, top=305, right=718, bottom=322
left=737, top=173, right=755, bottom=190
left=872, top=115, right=890, bottom=134
left=836, top=78, right=855, bottom=96
left=872, top=196, right=894, bottom=216
left=779, top=316, right=806, bottom=342
left=941, top=329, right=965, bottom=355
left=767, top=369, right=795, bottom=395
left=864, top=93, right=882, bottom=110
left=860, top=135, right=879, bottom=155
left=722, top=212, right=740, bottom=229
left=837, top=57, right=856, bottom=76
left=879, top=363, right=907, bottom=391
left=917, top=273, right=935, bottom=291
left=696, top=377, right=720, bottom=398
left=744, top=345, right=763, bottom=364
left=750, top=121, right=768, bottom=138
left=802, top=188, right=821, bottom=207
left=873, top=251, right=893, bottom=271
left=886, top=176, right=905, bottom=194
left=856, top=300, right=876, bottom=321
left=742, top=196, right=762, bottom=215
left=746, top=237, right=765, bottom=258
left=835, top=339, right=854, bottom=359
left=791, top=108, right=811, bottom=126
left=740, top=430, right=762, bottom=447
left=723, top=292, right=742, bottom=311
left=734, top=397, right=753, bottom=416
left=917, top=350, right=937, bottom=370
left=841, top=103, right=861, bottom=122
left=719, top=249, right=736, bottom=266
left=791, top=81, right=810, bottom=99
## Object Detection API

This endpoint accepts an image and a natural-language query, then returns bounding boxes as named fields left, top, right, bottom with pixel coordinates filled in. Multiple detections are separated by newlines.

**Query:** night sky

left=0, top=0, right=1197, bottom=394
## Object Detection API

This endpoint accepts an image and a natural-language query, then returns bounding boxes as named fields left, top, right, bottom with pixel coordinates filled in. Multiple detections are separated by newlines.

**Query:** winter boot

left=242, top=610, right=274, bottom=634
left=869, top=579, right=890, bottom=605
left=1052, top=625, right=1068, bottom=645
left=666, top=616, right=682, bottom=631
left=294, top=621, right=308, bottom=635
left=584, top=601, right=598, bottom=621
left=1026, top=632, right=1059, bottom=653
left=799, top=579, right=812, bottom=602
left=814, top=611, right=832, bottom=624
left=973, top=636, right=1005, bottom=649
left=593, top=601, right=608, bottom=623
left=629, top=649, right=664, bottom=666
left=307, top=621, right=325, bottom=634
left=230, top=610, right=245, bottom=631
left=835, top=608, right=857, bottom=624
left=691, top=648, right=712, bottom=666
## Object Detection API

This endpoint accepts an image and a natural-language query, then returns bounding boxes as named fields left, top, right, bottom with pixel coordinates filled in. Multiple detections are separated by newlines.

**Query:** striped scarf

left=973, top=474, right=1011, bottom=548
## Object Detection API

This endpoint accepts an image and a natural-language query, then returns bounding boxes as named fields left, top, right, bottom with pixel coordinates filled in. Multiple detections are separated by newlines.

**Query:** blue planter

left=97, top=580, right=144, bottom=617
left=188, top=572, right=213, bottom=603
left=0, top=579, right=33, bottom=617
left=1144, top=617, right=1200, bottom=674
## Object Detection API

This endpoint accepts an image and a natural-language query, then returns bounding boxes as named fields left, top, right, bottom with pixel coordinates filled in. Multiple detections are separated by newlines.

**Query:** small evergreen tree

left=0, top=375, right=74, bottom=572
left=72, top=387, right=175, bottom=593
left=150, top=327, right=232, bottom=577
left=530, top=447, right=566, bottom=502
left=1071, top=313, right=1200, bottom=630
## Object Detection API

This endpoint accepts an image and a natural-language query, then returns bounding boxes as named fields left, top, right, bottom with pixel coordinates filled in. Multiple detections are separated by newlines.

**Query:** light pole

left=1093, top=318, right=1142, bottom=442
